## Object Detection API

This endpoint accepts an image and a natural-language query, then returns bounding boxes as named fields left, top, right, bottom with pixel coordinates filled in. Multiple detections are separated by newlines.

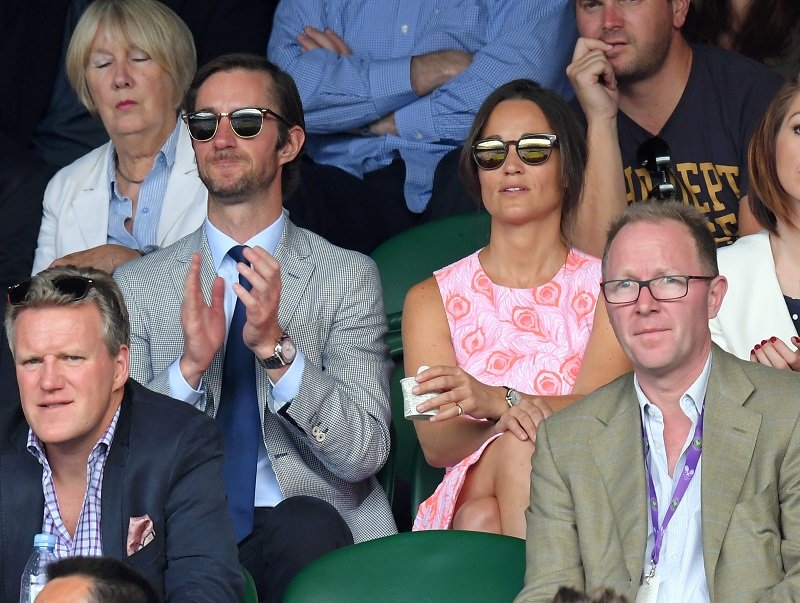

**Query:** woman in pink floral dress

left=403, top=80, right=630, bottom=538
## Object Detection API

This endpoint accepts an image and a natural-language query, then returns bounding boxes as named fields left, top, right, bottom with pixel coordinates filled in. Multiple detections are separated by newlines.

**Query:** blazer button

left=312, top=425, right=326, bottom=443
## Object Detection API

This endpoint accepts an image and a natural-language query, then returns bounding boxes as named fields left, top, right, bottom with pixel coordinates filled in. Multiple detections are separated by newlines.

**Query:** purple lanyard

left=642, top=406, right=704, bottom=574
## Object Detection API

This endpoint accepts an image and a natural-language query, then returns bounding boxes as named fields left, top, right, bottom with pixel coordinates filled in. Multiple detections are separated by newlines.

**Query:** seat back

left=371, top=212, right=490, bottom=528
left=371, top=211, right=490, bottom=357
left=283, top=530, right=526, bottom=603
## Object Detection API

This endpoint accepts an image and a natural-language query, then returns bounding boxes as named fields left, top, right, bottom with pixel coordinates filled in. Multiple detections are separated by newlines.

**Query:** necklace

left=115, top=157, right=146, bottom=185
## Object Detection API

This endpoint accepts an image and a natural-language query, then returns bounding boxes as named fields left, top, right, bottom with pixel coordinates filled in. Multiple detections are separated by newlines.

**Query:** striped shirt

left=27, top=406, right=121, bottom=558
left=107, top=119, right=180, bottom=251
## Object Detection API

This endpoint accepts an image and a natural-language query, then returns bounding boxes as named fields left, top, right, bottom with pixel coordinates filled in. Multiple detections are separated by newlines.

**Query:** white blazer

left=32, top=123, right=207, bottom=274
left=710, top=231, right=798, bottom=359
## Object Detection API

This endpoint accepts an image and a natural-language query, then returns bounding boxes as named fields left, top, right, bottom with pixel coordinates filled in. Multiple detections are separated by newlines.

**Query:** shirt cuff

left=269, top=349, right=306, bottom=411
left=395, top=95, right=436, bottom=143
left=168, top=359, right=205, bottom=410
left=369, top=56, right=417, bottom=117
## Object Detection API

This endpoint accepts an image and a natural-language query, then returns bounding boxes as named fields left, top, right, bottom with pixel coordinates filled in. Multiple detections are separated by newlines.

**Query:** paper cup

left=401, top=372, right=439, bottom=420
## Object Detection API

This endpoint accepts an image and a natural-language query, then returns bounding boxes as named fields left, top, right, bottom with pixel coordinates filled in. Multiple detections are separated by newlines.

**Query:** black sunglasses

left=7, top=276, right=95, bottom=306
left=637, top=137, right=684, bottom=201
left=472, top=134, right=558, bottom=170
left=182, top=107, right=291, bottom=142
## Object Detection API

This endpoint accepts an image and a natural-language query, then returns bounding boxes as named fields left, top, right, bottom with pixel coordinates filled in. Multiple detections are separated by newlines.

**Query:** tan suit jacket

left=516, top=345, right=800, bottom=602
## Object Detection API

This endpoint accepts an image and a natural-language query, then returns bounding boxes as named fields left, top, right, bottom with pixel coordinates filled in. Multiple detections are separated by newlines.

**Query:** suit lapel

left=589, top=379, right=648, bottom=584
left=273, top=218, right=314, bottom=329
left=701, top=348, right=760, bottom=598
left=101, top=390, right=133, bottom=559
left=156, top=126, right=207, bottom=245
left=73, top=146, right=112, bottom=246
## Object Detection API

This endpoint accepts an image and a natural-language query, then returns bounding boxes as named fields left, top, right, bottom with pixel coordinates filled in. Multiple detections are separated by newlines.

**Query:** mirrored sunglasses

left=472, top=134, right=558, bottom=170
left=182, top=107, right=290, bottom=142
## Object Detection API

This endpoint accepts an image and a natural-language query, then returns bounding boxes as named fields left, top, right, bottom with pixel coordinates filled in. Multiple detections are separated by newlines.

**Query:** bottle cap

left=33, top=533, right=56, bottom=548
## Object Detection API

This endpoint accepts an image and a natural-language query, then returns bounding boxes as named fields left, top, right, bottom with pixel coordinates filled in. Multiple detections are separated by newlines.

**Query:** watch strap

left=257, top=333, right=292, bottom=369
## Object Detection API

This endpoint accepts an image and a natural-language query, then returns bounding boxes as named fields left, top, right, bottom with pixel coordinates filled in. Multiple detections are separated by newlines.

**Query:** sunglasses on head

left=182, top=107, right=291, bottom=142
left=472, top=134, right=558, bottom=170
left=7, top=276, right=95, bottom=306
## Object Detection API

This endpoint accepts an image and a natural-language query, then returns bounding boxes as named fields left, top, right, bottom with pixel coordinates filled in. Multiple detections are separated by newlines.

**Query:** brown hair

left=183, top=53, right=306, bottom=199
left=458, top=79, right=586, bottom=243
left=747, top=78, right=800, bottom=233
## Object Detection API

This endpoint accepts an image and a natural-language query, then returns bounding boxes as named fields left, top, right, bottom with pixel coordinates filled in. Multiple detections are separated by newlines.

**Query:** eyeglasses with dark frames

left=472, top=134, right=558, bottom=170
left=600, top=275, right=715, bottom=304
left=182, top=107, right=291, bottom=142
left=7, top=276, right=96, bottom=306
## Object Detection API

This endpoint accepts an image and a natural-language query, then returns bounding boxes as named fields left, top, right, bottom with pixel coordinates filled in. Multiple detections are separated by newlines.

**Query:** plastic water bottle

left=19, top=533, right=56, bottom=603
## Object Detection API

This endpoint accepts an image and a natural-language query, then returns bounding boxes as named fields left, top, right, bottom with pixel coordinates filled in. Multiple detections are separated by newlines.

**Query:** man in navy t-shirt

left=567, top=0, right=783, bottom=255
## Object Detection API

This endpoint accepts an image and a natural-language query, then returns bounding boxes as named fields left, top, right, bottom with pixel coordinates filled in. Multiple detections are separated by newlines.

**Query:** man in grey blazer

left=114, top=54, right=395, bottom=602
left=517, top=202, right=800, bottom=602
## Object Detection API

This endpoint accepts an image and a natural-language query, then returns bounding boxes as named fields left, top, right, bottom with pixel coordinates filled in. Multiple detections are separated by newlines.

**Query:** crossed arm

left=268, top=0, right=576, bottom=142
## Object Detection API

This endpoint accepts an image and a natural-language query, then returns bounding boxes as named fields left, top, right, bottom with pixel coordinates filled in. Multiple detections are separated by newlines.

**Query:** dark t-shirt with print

left=617, top=44, right=784, bottom=246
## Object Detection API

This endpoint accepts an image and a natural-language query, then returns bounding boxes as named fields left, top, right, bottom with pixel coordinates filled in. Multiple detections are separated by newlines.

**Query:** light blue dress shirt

left=634, top=353, right=713, bottom=603
left=268, top=0, right=577, bottom=212
left=107, top=120, right=180, bottom=251
left=168, top=215, right=306, bottom=507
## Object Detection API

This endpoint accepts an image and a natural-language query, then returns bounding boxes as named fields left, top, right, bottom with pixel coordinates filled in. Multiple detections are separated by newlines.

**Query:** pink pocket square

left=127, top=515, right=155, bottom=556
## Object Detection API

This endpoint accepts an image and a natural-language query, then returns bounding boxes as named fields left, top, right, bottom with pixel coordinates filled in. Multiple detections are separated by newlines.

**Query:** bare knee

left=453, top=496, right=501, bottom=534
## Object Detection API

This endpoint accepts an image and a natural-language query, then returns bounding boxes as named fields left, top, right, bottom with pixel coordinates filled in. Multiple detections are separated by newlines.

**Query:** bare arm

left=570, top=297, right=632, bottom=396
left=567, top=38, right=626, bottom=258
left=403, top=277, right=499, bottom=467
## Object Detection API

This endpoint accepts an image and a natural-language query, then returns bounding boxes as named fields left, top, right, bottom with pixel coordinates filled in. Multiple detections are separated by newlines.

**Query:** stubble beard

left=199, top=155, right=277, bottom=205
left=610, top=30, right=673, bottom=87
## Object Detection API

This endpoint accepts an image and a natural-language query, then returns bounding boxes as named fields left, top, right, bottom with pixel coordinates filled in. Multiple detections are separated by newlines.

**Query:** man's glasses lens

left=186, top=114, right=219, bottom=141
left=472, top=135, right=557, bottom=170
left=7, top=276, right=94, bottom=306
left=185, top=108, right=287, bottom=142
left=601, top=275, right=713, bottom=304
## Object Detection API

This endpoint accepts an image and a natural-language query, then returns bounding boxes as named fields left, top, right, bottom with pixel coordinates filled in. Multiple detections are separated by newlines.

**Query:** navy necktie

left=216, top=245, right=260, bottom=542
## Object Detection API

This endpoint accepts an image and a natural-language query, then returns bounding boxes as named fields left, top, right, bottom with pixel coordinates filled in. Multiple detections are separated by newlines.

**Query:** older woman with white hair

left=32, top=0, right=207, bottom=275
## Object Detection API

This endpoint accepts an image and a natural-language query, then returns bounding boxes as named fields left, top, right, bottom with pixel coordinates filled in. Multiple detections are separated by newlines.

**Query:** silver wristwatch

left=257, top=333, right=296, bottom=369
left=504, top=386, right=522, bottom=407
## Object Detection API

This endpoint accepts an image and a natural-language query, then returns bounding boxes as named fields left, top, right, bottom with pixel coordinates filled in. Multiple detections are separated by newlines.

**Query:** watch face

left=279, top=336, right=296, bottom=363
left=507, top=388, right=522, bottom=406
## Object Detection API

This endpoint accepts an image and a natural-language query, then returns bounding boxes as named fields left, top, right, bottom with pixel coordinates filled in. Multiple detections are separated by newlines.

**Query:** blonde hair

left=66, top=0, right=196, bottom=113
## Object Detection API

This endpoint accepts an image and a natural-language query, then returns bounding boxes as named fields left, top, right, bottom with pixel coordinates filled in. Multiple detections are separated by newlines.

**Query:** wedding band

left=456, top=404, right=464, bottom=416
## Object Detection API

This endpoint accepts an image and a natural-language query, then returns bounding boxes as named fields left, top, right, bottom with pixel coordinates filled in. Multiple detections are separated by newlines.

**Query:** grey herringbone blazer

left=114, top=217, right=397, bottom=542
